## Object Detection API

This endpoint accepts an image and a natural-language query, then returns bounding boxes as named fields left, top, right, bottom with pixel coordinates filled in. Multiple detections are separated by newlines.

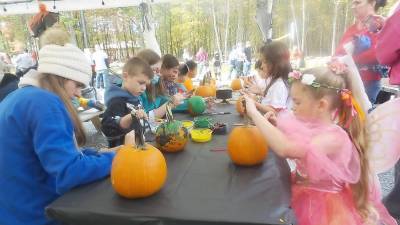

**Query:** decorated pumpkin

left=195, top=86, right=215, bottom=97
left=236, top=96, right=246, bottom=116
left=111, top=144, right=167, bottom=199
left=156, top=104, right=189, bottom=152
left=188, top=96, right=206, bottom=116
left=231, top=78, right=242, bottom=91
left=227, top=125, right=268, bottom=166
left=156, top=120, right=189, bottom=152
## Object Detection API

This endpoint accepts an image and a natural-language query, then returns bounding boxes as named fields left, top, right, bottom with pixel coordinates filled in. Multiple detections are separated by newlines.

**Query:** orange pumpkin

left=227, top=126, right=268, bottom=166
left=231, top=78, right=242, bottom=91
left=111, top=144, right=167, bottom=199
left=195, top=86, right=215, bottom=97
left=236, top=96, right=246, bottom=116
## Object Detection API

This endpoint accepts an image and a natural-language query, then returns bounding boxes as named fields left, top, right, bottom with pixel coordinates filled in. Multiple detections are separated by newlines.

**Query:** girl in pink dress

left=244, top=66, right=397, bottom=225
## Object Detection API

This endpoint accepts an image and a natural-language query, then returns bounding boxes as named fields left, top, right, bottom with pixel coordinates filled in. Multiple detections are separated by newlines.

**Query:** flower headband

left=288, top=70, right=365, bottom=128
left=328, top=58, right=349, bottom=75
left=288, top=71, right=322, bottom=88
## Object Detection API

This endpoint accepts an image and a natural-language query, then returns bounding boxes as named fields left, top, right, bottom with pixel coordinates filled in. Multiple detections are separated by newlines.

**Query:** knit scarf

left=18, top=69, right=43, bottom=88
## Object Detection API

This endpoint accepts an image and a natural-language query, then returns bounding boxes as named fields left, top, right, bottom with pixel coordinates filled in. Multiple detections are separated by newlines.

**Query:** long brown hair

left=39, top=74, right=86, bottom=147
left=300, top=67, right=371, bottom=221
left=259, top=41, right=292, bottom=97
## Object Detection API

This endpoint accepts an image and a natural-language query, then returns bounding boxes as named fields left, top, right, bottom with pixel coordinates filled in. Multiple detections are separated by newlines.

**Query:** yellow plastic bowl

left=182, top=120, right=194, bottom=129
left=190, top=128, right=213, bottom=143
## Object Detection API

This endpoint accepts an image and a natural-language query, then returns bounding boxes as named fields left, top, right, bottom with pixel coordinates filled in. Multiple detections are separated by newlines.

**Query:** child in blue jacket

left=0, top=29, right=116, bottom=225
left=101, top=57, right=153, bottom=147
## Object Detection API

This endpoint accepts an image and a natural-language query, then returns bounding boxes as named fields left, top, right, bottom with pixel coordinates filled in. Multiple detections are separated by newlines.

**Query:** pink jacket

left=377, top=10, right=400, bottom=85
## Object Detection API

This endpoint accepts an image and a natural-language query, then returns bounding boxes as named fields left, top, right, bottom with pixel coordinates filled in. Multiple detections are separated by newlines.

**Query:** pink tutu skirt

left=292, top=184, right=363, bottom=225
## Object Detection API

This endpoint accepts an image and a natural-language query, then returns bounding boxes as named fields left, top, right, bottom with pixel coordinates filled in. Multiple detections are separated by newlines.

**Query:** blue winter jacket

left=0, top=86, right=115, bottom=225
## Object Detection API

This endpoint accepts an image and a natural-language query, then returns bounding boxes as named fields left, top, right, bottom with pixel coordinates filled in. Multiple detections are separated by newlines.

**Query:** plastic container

left=182, top=120, right=194, bottom=130
left=190, top=128, right=213, bottom=143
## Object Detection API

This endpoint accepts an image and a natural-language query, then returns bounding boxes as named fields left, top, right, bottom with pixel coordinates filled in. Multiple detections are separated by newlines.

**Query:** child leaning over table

left=140, top=54, right=188, bottom=115
left=136, top=49, right=186, bottom=121
left=244, top=41, right=291, bottom=114
left=243, top=66, right=397, bottom=225
left=101, top=57, right=153, bottom=148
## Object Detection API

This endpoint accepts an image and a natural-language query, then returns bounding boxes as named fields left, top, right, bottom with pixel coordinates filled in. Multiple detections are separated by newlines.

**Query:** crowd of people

left=0, top=0, right=400, bottom=225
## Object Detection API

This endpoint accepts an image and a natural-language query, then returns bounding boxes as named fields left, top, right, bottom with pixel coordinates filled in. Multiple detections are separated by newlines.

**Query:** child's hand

left=240, top=90, right=259, bottom=101
left=124, top=130, right=136, bottom=146
left=243, top=95, right=258, bottom=116
left=185, top=89, right=195, bottom=98
left=264, top=111, right=277, bottom=126
left=172, top=93, right=186, bottom=107
left=131, top=109, right=148, bottom=120
left=247, top=82, right=263, bottom=95
left=136, top=109, right=148, bottom=120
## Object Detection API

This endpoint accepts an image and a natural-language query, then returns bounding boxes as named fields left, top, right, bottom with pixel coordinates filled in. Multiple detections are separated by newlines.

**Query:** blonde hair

left=298, top=67, right=371, bottom=222
left=39, top=25, right=70, bottom=47
left=39, top=74, right=86, bottom=146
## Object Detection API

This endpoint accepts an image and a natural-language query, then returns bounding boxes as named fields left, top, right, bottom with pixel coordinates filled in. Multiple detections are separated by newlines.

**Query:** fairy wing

left=367, top=98, right=400, bottom=174
left=337, top=55, right=372, bottom=112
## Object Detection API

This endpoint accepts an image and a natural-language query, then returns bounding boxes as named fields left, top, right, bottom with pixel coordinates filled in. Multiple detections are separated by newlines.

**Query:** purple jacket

left=377, top=10, right=400, bottom=85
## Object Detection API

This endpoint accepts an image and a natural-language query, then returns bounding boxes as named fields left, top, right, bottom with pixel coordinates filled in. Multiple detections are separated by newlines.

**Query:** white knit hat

left=38, top=44, right=91, bottom=87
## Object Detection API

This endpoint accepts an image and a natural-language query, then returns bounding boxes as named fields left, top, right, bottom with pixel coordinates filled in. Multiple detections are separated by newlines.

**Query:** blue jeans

left=364, top=80, right=381, bottom=104
left=96, top=69, right=110, bottom=89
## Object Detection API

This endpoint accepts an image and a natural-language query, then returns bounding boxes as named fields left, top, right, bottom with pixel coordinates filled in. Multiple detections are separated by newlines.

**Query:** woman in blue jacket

left=0, top=31, right=116, bottom=225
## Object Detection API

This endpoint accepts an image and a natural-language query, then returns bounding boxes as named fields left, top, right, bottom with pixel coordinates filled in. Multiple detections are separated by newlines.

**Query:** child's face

left=65, top=79, right=84, bottom=99
left=188, top=67, right=197, bottom=78
left=161, top=66, right=179, bottom=82
left=123, top=72, right=150, bottom=96
left=261, top=58, right=271, bottom=76
left=151, top=61, right=162, bottom=75
left=290, top=82, right=322, bottom=120
left=257, top=68, right=267, bottom=79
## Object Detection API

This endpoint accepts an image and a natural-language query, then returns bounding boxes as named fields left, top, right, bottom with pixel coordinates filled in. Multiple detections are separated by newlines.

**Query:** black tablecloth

left=46, top=104, right=297, bottom=225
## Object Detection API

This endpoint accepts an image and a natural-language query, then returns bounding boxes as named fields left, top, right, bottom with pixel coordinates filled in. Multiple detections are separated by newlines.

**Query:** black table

left=46, top=104, right=297, bottom=225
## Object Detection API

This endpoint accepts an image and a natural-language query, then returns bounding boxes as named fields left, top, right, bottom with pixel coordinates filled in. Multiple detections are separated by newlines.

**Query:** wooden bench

left=78, top=108, right=104, bottom=132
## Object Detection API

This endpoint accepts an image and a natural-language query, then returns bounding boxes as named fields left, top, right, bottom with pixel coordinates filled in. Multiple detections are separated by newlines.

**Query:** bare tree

left=290, top=0, right=300, bottom=48
left=224, top=0, right=230, bottom=60
left=256, top=0, right=274, bottom=42
left=301, top=0, right=306, bottom=52
left=79, top=10, right=89, bottom=48
left=331, top=0, right=340, bottom=55
left=212, top=0, right=223, bottom=60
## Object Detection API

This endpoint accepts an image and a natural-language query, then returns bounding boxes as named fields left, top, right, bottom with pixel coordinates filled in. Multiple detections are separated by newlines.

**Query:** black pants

left=384, top=161, right=400, bottom=218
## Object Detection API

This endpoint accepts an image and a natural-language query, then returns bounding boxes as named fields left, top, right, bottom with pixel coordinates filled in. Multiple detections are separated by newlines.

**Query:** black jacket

left=101, top=86, right=142, bottom=147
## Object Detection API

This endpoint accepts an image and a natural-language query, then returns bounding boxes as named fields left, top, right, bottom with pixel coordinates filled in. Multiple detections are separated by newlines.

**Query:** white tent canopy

left=0, top=0, right=173, bottom=16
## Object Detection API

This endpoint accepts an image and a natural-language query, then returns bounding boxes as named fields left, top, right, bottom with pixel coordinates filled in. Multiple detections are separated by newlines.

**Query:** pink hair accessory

left=288, top=70, right=302, bottom=80
left=328, top=58, right=348, bottom=75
